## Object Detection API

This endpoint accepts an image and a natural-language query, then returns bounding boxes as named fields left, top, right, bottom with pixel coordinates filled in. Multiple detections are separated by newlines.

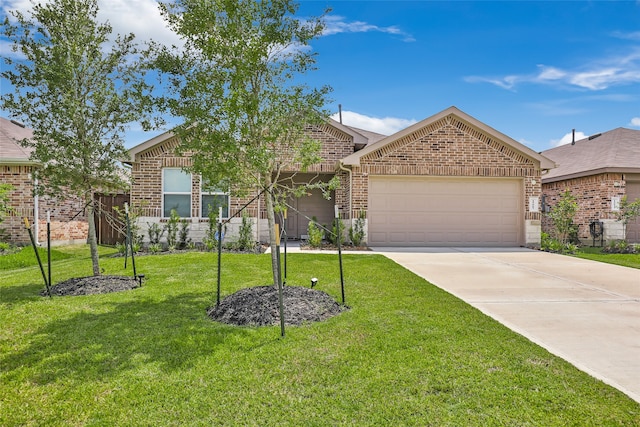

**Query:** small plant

left=178, top=219, right=191, bottom=249
left=147, top=222, right=164, bottom=245
left=325, top=218, right=345, bottom=246
left=149, top=243, right=162, bottom=254
left=349, top=211, right=366, bottom=246
left=165, top=209, right=180, bottom=249
left=603, top=239, right=637, bottom=254
left=203, top=207, right=225, bottom=251
left=234, top=212, right=254, bottom=251
left=114, top=204, right=144, bottom=248
left=540, top=232, right=577, bottom=254
left=115, top=241, right=127, bottom=255
left=307, top=217, right=323, bottom=248
left=547, top=189, right=578, bottom=245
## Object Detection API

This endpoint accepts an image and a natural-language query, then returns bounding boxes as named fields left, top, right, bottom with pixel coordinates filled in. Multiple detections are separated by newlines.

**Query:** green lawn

left=574, top=247, right=640, bottom=269
left=1, top=246, right=639, bottom=426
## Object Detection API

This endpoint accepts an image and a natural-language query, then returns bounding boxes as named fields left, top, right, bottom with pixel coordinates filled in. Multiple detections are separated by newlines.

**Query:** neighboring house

left=541, top=128, right=640, bottom=244
left=127, top=106, right=554, bottom=247
left=0, top=117, right=88, bottom=245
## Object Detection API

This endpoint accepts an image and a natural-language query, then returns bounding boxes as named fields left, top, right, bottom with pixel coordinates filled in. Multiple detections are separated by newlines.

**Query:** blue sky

left=2, top=0, right=639, bottom=152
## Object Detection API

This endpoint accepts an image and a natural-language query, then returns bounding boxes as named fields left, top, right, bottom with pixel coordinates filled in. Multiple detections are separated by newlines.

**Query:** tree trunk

left=87, top=196, right=101, bottom=276
left=264, top=175, right=281, bottom=289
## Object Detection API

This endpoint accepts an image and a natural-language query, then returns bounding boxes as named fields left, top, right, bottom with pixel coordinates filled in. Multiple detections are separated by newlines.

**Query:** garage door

left=626, top=180, right=640, bottom=243
left=368, top=176, right=523, bottom=246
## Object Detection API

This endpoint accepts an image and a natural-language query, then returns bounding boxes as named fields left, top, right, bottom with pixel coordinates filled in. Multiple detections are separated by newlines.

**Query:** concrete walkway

left=373, top=247, right=640, bottom=403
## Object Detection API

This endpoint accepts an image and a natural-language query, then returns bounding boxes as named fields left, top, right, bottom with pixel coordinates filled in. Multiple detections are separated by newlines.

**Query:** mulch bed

left=41, top=275, right=140, bottom=297
left=207, top=285, right=348, bottom=326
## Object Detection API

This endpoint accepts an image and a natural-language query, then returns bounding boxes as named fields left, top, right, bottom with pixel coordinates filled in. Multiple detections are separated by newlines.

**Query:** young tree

left=616, top=195, right=640, bottom=241
left=152, top=0, right=332, bottom=288
left=1, top=0, right=156, bottom=275
left=548, top=189, right=578, bottom=245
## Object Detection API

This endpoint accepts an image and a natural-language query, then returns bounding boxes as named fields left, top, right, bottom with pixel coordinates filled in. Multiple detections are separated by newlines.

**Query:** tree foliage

left=616, top=195, right=640, bottom=241
left=1, top=0, right=156, bottom=275
left=151, top=0, right=332, bottom=287
left=548, top=189, right=578, bottom=245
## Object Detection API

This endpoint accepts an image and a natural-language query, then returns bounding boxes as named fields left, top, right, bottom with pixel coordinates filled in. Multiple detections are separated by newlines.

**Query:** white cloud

left=323, top=15, right=415, bottom=42
left=550, top=131, right=587, bottom=147
left=630, top=117, right=640, bottom=127
left=98, top=0, right=181, bottom=47
left=467, top=47, right=640, bottom=91
left=1, top=0, right=180, bottom=48
left=330, top=110, right=417, bottom=135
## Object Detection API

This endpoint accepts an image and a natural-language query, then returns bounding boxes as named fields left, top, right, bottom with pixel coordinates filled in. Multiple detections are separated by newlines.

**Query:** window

left=201, top=181, right=229, bottom=219
left=163, top=168, right=191, bottom=217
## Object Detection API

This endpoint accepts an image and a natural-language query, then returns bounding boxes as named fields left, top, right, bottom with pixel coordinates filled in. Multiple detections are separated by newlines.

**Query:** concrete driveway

left=374, top=247, right=640, bottom=403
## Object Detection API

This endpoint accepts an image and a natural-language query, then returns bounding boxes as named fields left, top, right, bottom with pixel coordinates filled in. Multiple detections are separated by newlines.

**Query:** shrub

left=349, top=211, right=366, bottom=246
left=178, top=219, right=191, bottom=249
left=547, top=189, right=578, bottom=245
left=325, top=218, right=345, bottom=246
left=147, top=223, right=164, bottom=245
left=603, top=240, right=638, bottom=254
left=149, top=243, right=162, bottom=254
left=203, top=208, right=225, bottom=251
left=233, top=213, right=254, bottom=251
left=165, top=209, right=180, bottom=250
left=307, top=217, right=323, bottom=248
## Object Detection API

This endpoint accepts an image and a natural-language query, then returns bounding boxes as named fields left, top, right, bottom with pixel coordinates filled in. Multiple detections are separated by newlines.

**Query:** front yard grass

left=1, top=246, right=639, bottom=426
left=574, top=246, right=640, bottom=269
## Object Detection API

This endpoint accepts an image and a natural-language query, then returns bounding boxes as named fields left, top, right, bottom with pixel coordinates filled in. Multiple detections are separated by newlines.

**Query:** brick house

left=541, top=128, right=640, bottom=244
left=341, top=107, right=554, bottom=246
left=125, top=118, right=383, bottom=243
left=0, top=117, right=89, bottom=245
left=127, top=107, right=554, bottom=247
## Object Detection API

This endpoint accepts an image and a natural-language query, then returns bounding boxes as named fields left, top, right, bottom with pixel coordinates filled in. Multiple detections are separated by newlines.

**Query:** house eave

left=542, top=167, right=640, bottom=184
left=125, top=129, right=177, bottom=164
left=0, top=158, right=39, bottom=166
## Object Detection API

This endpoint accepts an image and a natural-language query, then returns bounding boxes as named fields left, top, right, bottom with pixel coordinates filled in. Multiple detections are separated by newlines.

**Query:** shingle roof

left=541, top=127, right=640, bottom=183
left=0, top=117, right=35, bottom=164
left=343, top=125, right=387, bottom=146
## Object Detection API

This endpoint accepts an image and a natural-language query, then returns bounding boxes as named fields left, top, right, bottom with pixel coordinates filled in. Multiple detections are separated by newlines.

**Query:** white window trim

left=162, top=168, right=192, bottom=218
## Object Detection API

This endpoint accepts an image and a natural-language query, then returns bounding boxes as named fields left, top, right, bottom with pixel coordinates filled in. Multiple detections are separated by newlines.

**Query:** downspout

left=338, top=161, right=352, bottom=222
left=33, top=177, right=40, bottom=245
left=256, top=187, right=261, bottom=242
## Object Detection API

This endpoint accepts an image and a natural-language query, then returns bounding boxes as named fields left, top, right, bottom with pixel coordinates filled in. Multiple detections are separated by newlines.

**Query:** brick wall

left=1, top=165, right=88, bottom=245
left=351, top=116, right=542, bottom=221
left=130, top=123, right=355, bottom=242
left=541, top=173, right=625, bottom=242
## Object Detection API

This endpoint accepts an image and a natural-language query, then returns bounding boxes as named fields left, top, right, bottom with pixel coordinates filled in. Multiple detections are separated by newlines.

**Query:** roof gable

left=542, top=127, right=640, bottom=182
left=0, top=117, right=36, bottom=165
left=341, top=106, right=555, bottom=170
left=126, top=119, right=372, bottom=164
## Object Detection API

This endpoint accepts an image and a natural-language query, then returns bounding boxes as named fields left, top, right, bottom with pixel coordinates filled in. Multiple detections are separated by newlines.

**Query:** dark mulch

left=41, top=275, right=140, bottom=297
left=207, top=285, right=348, bottom=326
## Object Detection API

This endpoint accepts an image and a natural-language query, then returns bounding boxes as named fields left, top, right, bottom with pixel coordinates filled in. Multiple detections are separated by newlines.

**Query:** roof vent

left=10, top=119, right=26, bottom=128
left=588, top=133, right=601, bottom=141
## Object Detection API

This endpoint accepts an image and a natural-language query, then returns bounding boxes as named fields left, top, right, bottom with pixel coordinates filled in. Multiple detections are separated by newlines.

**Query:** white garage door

left=368, top=176, right=523, bottom=246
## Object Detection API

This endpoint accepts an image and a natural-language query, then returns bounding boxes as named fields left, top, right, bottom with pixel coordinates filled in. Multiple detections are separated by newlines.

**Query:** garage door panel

left=368, top=176, right=523, bottom=246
